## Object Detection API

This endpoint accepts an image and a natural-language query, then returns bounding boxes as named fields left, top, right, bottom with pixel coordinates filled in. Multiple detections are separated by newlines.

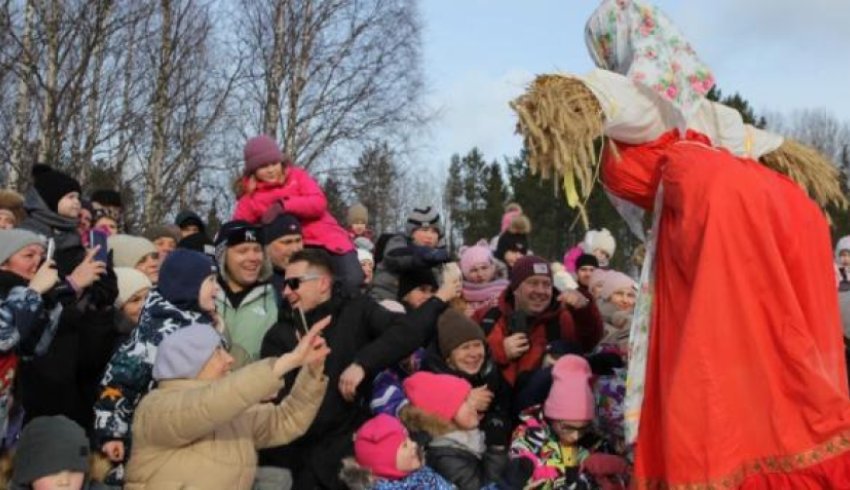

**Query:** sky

left=418, top=0, right=850, bottom=168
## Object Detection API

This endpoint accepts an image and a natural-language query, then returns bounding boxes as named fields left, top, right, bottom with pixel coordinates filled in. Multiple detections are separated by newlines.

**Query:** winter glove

left=482, top=414, right=510, bottom=448
left=499, top=457, right=534, bottom=490
left=413, top=245, right=450, bottom=266
left=586, top=352, right=625, bottom=376
left=581, top=453, right=628, bottom=476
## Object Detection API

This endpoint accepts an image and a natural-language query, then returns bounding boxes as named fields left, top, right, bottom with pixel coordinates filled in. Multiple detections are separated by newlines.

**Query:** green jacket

left=216, top=283, right=278, bottom=368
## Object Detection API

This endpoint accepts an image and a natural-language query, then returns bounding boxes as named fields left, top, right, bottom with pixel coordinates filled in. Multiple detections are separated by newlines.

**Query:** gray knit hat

left=405, top=206, right=441, bottom=237
left=153, top=322, right=224, bottom=380
left=11, top=415, right=89, bottom=485
left=0, top=229, right=44, bottom=265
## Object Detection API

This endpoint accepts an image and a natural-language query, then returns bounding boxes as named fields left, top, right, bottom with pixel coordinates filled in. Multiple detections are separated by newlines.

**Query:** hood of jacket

left=138, top=289, right=213, bottom=331
left=19, top=188, right=80, bottom=252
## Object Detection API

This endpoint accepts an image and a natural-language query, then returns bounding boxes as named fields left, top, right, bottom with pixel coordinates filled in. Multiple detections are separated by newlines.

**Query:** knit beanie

left=437, top=308, right=486, bottom=359
left=153, top=322, right=223, bottom=380
left=11, top=415, right=89, bottom=485
left=459, top=240, right=493, bottom=278
left=354, top=414, right=410, bottom=480
left=405, top=206, right=441, bottom=237
left=576, top=254, right=599, bottom=269
left=358, top=248, right=374, bottom=264
left=264, top=212, right=302, bottom=243
left=108, top=234, right=157, bottom=268
left=0, top=229, right=44, bottom=265
left=599, top=271, right=637, bottom=301
left=509, top=256, right=552, bottom=291
left=115, top=267, right=153, bottom=308
left=354, top=236, right=374, bottom=252
left=583, top=229, right=616, bottom=260
left=174, top=210, right=206, bottom=232
left=495, top=232, right=529, bottom=264
left=0, top=189, right=26, bottom=224
left=397, top=268, right=438, bottom=301
left=348, top=203, right=369, bottom=226
left=837, top=236, right=850, bottom=262
left=177, top=232, right=213, bottom=254
left=156, top=248, right=215, bottom=310
left=403, top=372, right=472, bottom=423
left=215, top=220, right=265, bottom=248
left=543, top=355, right=594, bottom=421
left=31, top=164, right=81, bottom=213
left=590, top=269, right=610, bottom=290
left=145, top=224, right=181, bottom=243
left=90, top=189, right=123, bottom=208
left=244, top=135, right=286, bottom=176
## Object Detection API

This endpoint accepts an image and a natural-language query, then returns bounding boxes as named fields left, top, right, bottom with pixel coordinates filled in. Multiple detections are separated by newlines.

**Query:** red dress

left=602, top=130, right=850, bottom=488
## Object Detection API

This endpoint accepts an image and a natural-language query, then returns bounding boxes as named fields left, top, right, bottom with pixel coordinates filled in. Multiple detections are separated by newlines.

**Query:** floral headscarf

left=585, top=0, right=715, bottom=123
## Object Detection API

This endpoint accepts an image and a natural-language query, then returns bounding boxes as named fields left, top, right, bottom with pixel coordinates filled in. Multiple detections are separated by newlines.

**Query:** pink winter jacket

left=233, top=167, right=354, bottom=255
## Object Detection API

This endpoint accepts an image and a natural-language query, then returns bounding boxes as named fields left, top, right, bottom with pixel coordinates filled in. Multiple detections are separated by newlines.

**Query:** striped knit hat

left=405, top=206, right=441, bottom=237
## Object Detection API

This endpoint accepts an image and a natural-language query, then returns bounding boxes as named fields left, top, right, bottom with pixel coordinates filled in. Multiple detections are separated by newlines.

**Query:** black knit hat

left=397, top=268, right=438, bottom=301
left=32, top=164, right=81, bottom=213
left=177, top=232, right=213, bottom=255
left=215, top=220, right=264, bottom=248
left=90, top=189, right=122, bottom=208
left=175, top=210, right=206, bottom=232
left=495, top=232, right=528, bottom=264
left=264, top=212, right=302, bottom=242
left=576, top=253, right=599, bottom=269
left=11, top=415, right=89, bottom=485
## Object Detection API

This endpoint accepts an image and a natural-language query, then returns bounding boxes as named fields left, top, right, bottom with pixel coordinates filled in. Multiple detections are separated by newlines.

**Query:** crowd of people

left=1, top=128, right=849, bottom=490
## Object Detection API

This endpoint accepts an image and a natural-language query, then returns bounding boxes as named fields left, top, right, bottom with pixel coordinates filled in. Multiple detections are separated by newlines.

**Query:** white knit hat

left=108, top=234, right=157, bottom=268
left=114, top=267, right=152, bottom=308
left=583, top=228, right=616, bottom=259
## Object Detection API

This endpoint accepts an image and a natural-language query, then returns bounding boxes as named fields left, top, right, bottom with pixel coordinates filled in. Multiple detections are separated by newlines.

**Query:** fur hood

left=399, top=405, right=456, bottom=438
left=339, top=458, right=375, bottom=490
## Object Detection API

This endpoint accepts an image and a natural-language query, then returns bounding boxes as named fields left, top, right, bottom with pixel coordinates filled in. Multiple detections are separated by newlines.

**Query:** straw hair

left=759, top=138, right=848, bottom=209
left=510, top=74, right=605, bottom=228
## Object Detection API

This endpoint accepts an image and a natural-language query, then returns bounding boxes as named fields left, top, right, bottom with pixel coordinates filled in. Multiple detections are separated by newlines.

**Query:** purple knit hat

left=243, top=135, right=286, bottom=176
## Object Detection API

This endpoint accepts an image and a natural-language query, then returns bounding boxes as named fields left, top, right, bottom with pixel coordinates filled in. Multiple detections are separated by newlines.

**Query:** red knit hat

left=509, top=255, right=552, bottom=291
left=243, top=135, right=286, bottom=176
left=543, top=355, right=594, bottom=421
left=354, top=414, right=409, bottom=480
left=403, top=372, right=471, bottom=423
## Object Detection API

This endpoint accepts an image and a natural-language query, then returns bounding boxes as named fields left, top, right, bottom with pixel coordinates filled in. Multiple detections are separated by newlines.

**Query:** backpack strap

left=480, top=307, right=502, bottom=336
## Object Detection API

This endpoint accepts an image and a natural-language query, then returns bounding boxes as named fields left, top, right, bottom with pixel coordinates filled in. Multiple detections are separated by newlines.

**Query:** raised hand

left=68, top=247, right=107, bottom=289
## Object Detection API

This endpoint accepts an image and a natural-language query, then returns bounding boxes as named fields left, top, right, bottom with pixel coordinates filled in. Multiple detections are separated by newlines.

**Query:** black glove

left=413, top=246, right=450, bottom=266
left=482, top=414, right=510, bottom=448
left=586, top=352, right=625, bottom=376
left=498, top=458, right=534, bottom=490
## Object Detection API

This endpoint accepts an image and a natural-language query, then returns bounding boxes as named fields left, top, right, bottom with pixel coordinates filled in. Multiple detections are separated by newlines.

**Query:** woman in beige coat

left=124, top=317, right=331, bottom=489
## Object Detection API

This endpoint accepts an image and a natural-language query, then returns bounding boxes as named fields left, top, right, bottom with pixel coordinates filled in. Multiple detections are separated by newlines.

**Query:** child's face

left=395, top=437, right=423, bottom=474
left=411, top=227, right=439, bottom=248
left=351, top=223, right=367, bottom=235
left=593, top=248, right=610, bottom=266
left=609, top=287, right=636, bottom=311
left=453, top=396, right=480, bottom=430
left=32, top=470, right=85, bottom=490
left=840, top=250, right=850, bottom=267
left=465, top=262, right=495, bottom=284
left=57, top=192, right=81, bottom=219
left=255, top=162, right=284, bottom=183
left=549, top=419, right=590, bottom=446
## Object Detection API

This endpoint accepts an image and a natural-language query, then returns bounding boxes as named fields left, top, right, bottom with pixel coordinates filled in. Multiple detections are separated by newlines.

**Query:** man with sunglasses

left=214, top=220, right=278, bottom=369
left=260, top=248, right=438, bottom=490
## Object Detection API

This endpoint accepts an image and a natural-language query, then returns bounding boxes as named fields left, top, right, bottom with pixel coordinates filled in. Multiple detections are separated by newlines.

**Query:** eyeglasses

left=282, top=273, right=322, bottom=291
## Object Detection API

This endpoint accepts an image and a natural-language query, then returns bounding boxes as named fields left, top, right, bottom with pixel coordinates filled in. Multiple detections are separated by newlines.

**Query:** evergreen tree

left=443, top=155, right=464, bottom=252
left=460, top=148, right=492, bottom=244
left=350, top=142, right=403, bottom=235
left=479, top=161, right=509, bottom=242
left=323, top=176, right=348, bottom=225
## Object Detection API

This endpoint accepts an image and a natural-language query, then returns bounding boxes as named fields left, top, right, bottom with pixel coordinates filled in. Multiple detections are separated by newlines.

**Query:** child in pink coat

left=233, top=135, right=361, bottom=292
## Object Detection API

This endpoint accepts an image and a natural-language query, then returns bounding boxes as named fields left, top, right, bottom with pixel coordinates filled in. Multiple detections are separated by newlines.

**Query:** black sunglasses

left=282, top=273, right=322, bottom=291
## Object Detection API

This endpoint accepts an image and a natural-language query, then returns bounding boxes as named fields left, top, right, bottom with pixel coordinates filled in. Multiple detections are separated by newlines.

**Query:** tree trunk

left=262, top=0, right=286, bottom=137
left=145, top=0, right=173, bottom=228
left=8, top=0, right=37, bottom=189
left=38, top=0, right=61, bottom=165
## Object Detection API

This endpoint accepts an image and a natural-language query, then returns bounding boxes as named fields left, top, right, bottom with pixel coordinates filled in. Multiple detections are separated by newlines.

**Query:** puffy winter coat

left=232, top=166, right=353, bottom=255
left=125, top=359, right=327, bottom=490
left=216, top=281, right=278, bottom=368
left=93, top=290, right=214, bottom=445
left=473, top=289, right=603, bottom=387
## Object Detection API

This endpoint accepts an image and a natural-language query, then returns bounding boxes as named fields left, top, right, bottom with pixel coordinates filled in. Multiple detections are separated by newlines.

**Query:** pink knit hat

left=544, top=355, right=594, bottom=421
left=403, top=372, right=471, bottom=423
left=589, top=268, right=610, bottom=290
left=599, top=271, right=636, bottom=301
left=459, top=240, right=493, bottom=278
left=243, top=135, right=286, bottom=176
left=354, top=414, right=409, bottom=480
